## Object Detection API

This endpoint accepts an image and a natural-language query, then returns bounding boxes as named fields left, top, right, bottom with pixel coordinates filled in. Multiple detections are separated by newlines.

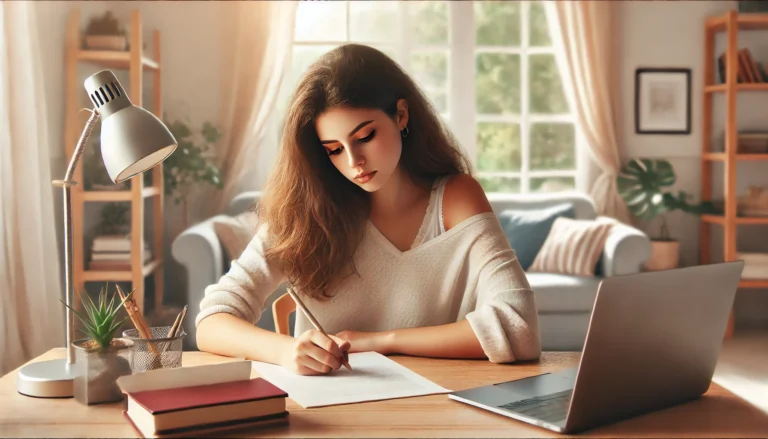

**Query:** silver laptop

left=449, top=261, right=744, bottom=434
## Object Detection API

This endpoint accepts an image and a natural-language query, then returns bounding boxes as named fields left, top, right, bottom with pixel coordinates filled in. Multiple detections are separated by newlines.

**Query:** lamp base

left=17, top=359, right=77, bottom=398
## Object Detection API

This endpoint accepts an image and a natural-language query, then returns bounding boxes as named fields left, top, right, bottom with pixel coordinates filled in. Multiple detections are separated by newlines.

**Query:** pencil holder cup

left=122, top=326, right=185, bottom=373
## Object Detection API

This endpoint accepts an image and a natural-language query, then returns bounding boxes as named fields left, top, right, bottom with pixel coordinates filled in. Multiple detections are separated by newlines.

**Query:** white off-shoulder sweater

left=196, top=184, right=542, bottom=363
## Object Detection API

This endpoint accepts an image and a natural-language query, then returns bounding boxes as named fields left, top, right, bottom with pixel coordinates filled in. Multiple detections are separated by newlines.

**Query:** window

left=280, top=1, right=578, bottom=194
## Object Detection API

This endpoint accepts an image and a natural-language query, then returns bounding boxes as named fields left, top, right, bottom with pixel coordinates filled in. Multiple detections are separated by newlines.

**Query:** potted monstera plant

left=617, top=158, right=715, bottom=271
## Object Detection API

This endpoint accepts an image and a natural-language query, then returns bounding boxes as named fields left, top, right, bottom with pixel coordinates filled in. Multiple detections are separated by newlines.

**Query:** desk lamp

left=16, top=70, right=177, bottom=398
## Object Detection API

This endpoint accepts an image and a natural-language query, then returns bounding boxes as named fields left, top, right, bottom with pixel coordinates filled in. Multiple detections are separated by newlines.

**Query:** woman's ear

left=396, top=98, right=409, bottom=130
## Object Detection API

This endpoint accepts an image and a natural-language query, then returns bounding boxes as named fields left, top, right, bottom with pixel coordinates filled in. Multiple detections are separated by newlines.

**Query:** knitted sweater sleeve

left=195, top=223, right=286, bottom=327
left=464, top=217, right=542, bottom=363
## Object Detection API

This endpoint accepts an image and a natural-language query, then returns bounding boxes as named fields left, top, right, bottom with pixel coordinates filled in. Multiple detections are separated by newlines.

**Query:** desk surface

left=1, top=349, right=767, bottom=438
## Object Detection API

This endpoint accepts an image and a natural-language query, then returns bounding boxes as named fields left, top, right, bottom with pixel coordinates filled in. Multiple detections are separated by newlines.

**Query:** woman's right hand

left=281, top=329, right=351, bottom=375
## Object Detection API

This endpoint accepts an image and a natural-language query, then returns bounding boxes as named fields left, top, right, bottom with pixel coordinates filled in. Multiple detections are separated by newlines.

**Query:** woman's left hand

left=334, top=330, right=394, bottom=355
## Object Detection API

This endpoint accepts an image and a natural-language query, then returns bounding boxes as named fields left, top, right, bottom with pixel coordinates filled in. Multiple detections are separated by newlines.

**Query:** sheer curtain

left=211, top=1, right=298, bottom=213
left=545, top=0, right=630, bottom=222
left=0, top=1, right=64, bottom=375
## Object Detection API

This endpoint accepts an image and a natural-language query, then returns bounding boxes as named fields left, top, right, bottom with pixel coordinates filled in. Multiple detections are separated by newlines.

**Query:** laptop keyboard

left=498, top=390, right=572, bottom=424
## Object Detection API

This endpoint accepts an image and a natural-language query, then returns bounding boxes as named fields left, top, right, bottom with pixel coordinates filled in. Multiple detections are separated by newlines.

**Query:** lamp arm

left=53, top=108, right=100, bottom=364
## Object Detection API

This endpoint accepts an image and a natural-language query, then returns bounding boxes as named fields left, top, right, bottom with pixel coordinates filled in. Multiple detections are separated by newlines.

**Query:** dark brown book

left=123, top=410, right=289, bottom=438
left=123, top=377, right=289, bottom=435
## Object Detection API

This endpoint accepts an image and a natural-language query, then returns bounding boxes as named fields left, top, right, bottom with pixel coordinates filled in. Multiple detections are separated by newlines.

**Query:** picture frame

left=634, top=68, right=691, bottom=135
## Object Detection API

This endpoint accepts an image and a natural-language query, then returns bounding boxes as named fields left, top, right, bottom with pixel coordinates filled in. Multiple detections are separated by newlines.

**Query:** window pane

left=529, top=1, right=551, bottom=47
left=478, top=176, right=520, bottom=193
left=530, top=176, right=575, bottom=193
left=410, top=51, right=448, bottom=113
left=349, top=1, right=399, bottom=43
left=290, top=45, right=337, bottom=91
left=371, top=45, right=399, bottom=63
left=295, top=2, right=346, bottom=42
left=475, top=1, right=521, bottom=46
left=529, top=54, right=569, bottom=114
left=477, top=123, right=521, bottom=172
left=530, top=123, right=576, bottom=170
left=408, top=1, right=448, bottom=45
left=476, top=53, right=520, bottom=114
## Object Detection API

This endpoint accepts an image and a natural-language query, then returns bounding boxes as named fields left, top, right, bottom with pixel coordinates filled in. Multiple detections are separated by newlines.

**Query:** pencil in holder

left=123, top=326, right=185, bottom=373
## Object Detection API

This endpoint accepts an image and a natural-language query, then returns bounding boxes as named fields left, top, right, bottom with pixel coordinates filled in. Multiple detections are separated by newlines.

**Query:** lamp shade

left=84, top=70, right=177, bottom=183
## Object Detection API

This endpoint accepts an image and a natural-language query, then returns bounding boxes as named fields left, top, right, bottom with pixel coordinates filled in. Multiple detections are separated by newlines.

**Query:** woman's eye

left=328, top=147, right=343, bottom=156
left=358, top=130, right=376, bottom=143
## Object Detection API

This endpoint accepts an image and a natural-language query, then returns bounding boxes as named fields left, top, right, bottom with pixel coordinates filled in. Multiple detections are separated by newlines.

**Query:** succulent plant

left=62, top=283, right=132, bottom=349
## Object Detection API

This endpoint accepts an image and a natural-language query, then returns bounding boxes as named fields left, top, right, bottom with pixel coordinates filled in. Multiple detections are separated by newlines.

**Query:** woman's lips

left=355, top=171, right=377, bottom=183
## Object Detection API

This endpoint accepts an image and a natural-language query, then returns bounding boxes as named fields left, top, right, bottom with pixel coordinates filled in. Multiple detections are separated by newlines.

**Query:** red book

left=128, top=377, right=287, bottom=414
left=123, top=377, right=288, bottom=436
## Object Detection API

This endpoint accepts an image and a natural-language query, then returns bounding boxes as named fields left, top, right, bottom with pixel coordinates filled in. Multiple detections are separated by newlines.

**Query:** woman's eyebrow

left=320, top=120, right=374, bottom=145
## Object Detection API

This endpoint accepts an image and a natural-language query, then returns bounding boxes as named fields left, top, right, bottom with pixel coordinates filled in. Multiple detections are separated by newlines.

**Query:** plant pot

left=645, top=240, right=680, bottom=271
left=72, top=338, right=134, bottom=405
left=84, top=35, right=128, bottom=51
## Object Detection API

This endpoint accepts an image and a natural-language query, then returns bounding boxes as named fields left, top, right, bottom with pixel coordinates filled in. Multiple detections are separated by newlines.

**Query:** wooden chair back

left=271, top=292, right=295, bottom=335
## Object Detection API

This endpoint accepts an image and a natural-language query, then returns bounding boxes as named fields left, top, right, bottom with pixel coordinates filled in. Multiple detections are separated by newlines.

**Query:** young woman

left=195, top=44, right=541, bottom=376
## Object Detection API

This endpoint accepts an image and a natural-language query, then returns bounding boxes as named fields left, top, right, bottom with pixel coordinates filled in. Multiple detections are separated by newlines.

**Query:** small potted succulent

left=62, top=283, right=134, bottom=405
left=84, top=11, right=128, bottom=51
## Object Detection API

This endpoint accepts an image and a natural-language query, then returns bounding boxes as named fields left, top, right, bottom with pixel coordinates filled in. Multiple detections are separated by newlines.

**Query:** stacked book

left=716, top=47, right=768, bottom=84
left=118, top=361, right=289, bottom=438
left=90, top=234, right=151, bottom=271
left=739, top=253, right=768, bottom=279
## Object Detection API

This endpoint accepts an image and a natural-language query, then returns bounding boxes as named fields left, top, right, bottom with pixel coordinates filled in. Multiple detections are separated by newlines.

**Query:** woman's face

left=314, top=101, right=408, bottom=192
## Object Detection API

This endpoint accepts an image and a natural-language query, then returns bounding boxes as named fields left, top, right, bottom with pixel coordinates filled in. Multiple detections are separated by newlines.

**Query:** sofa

left=171, top=190, right=651, bottom=352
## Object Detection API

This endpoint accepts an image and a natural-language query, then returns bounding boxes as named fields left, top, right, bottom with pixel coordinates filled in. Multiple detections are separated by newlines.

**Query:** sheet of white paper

left=251, top=352, right=452, bottom=408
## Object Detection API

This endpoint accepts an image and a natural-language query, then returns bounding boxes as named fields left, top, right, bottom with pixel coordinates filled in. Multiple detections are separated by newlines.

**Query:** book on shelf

left=117, top=361, right=289, bottom=438
left=717, top=47, right=768, bottom=84
left=93, top=233, right=147, bottom=252
left=91, top=248, right=152, bottom=261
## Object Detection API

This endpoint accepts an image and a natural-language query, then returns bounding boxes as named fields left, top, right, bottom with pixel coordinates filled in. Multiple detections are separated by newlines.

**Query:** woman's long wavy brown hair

left=258, top=44, right=472, bottom=300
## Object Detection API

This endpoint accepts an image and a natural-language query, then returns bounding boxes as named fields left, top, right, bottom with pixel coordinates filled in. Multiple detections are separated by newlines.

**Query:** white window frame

left=289, top=0, right=581, bottom=194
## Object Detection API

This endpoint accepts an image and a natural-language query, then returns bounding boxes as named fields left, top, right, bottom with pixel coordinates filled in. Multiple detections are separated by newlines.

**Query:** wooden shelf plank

left=83, top=258, right=162, bottom=282
left=81, top=186, right=161, bottom=202
left=703, top=153, right=725, bottom=162
left=78, top=50, right=159, bottom=71
left=707, top=12, right=768, bottom=32
left=701, top=215, right=768, bottom=225
left=739, top=279, right=768, bottom=288
left=702, top=153, right=768, bottom=161
left=705, top=83, right=768, bottom=93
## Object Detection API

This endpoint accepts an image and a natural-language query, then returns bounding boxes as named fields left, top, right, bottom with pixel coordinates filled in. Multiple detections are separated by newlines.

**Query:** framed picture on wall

left=635, top=68, right=691, bottom=135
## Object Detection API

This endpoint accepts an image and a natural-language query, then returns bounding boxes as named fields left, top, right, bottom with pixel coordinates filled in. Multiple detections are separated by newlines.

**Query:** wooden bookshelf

left=702, top=10, right=768, bottom=338
left=64, top=9, right=165, bottom=316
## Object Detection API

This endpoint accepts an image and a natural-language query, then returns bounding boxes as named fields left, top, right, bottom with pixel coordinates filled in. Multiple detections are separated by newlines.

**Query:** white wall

left=33, top=1, right=228, bottom=307
left=620, top=0, right=768, bottom=328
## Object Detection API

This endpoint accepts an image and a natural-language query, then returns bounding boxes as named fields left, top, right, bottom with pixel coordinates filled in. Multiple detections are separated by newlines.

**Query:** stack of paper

left=251, top=352, right=451, bottom=408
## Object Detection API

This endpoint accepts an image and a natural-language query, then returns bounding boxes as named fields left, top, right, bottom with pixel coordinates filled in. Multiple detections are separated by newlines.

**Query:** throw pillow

left=213, top=211, right=260, bottom=261
left=498, top=203, right=576, bottom=270
left=528, top=216, right=615, bottom=276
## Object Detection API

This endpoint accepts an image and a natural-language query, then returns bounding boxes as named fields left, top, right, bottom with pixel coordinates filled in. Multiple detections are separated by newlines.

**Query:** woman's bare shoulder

left=442, top=173, right=493, bottom=231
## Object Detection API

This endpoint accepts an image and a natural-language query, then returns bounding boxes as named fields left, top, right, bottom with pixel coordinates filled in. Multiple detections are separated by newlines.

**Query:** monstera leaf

left=617, top=158, right=715, bottom=241
left=617, top=158, right=675, bottom=221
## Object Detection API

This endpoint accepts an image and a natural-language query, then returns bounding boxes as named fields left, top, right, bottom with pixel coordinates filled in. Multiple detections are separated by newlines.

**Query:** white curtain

left=211, top=1, right=298, bottom=213
left=545, top=1, right=630, bottom=223
left=0, top=2, right=64, bottom=375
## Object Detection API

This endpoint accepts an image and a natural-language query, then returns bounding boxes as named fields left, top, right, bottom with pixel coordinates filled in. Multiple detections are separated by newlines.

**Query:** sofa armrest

left=170, top=215, right=228, bottom=350
left=601, top=220, right=652, bottom=277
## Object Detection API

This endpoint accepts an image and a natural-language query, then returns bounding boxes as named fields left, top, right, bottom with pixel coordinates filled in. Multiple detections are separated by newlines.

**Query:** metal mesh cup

left=122, top=326, right=185, bottom=373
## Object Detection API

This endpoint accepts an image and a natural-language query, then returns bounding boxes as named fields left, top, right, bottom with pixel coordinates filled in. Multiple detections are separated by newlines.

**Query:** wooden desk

left=1, top=349, right=767, bottom=438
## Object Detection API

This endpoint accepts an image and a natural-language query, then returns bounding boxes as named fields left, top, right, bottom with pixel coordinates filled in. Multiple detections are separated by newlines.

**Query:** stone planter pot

left=72, top=338, right=134, bottom=405
left=84, top=35, right=128, bottom=51
left=644, top=240, right=680, bottom=272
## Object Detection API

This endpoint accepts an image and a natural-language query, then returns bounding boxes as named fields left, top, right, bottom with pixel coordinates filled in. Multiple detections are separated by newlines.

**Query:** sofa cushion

left=498, top=203, right=575, bottom=270
left=526, top=272, right=601, bottom=313
left=213, top=211, right=259, bottom=261
left=529, top=217, right=614, bottom=276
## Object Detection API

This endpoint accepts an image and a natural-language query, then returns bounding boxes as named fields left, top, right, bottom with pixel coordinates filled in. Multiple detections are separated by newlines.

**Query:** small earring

left=401, top=126, right=409, bottom=138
